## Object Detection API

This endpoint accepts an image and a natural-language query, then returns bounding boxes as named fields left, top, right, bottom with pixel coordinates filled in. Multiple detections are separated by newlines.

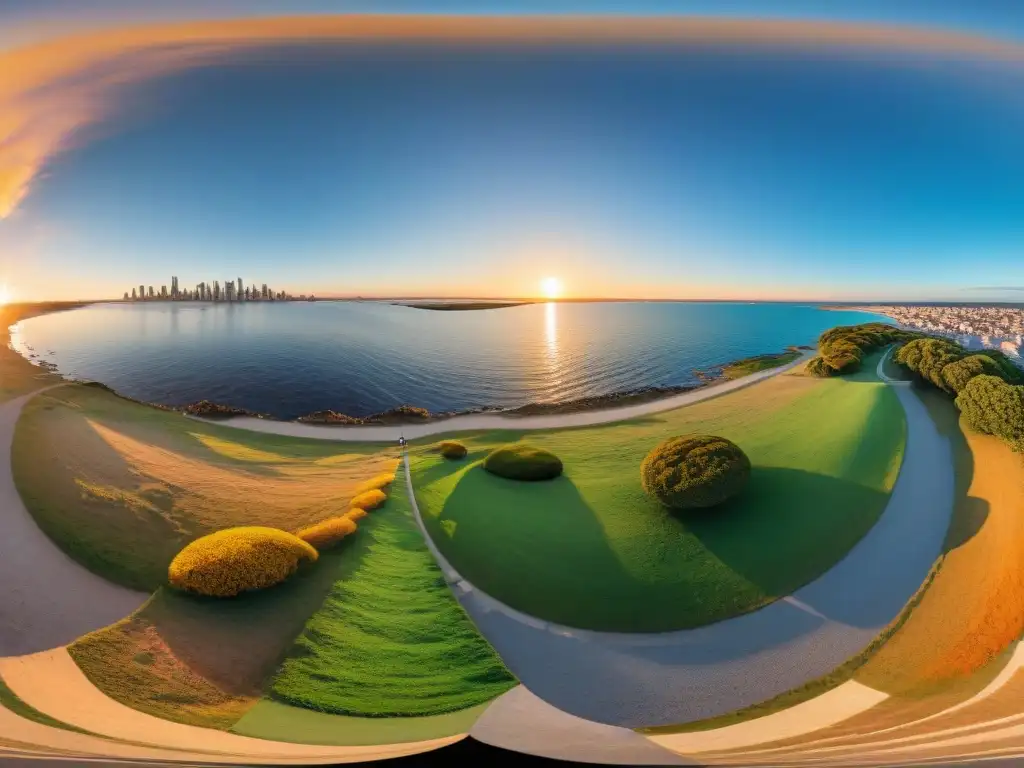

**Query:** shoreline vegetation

left=9, top=301, right=807, bottom=426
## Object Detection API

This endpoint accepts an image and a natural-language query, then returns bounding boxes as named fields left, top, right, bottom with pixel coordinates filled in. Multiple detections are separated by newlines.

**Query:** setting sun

left=0, top=284, right=11, bottom=306
left=541, top=277, right=562, bottom=299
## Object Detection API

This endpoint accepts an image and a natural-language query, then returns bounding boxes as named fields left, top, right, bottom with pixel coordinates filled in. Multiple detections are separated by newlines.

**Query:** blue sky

left=2, top=2, right=1024, bottom=301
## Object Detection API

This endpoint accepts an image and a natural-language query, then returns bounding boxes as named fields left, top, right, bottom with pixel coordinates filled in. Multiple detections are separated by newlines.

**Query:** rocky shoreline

left=174, top=346, right=806, bottom=425
left=34, top=341, right=806, bottom=426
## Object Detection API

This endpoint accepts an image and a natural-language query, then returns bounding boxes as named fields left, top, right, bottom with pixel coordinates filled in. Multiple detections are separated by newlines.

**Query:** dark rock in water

left=370, top=405, right=432, bottom=423
left=182, top=400, right=265, bottom=419
left=296, top=410, right=364, bottom=424
left=503, top=385, right=700, bottom=417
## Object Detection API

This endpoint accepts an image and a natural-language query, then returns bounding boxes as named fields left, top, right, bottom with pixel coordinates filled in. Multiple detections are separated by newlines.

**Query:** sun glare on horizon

left=541, top=277, right=562, bottom=300
left=0, top=284, right=11, bottom=306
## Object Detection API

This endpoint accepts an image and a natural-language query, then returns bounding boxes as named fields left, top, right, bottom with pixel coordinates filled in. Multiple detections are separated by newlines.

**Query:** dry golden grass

left=70, top=615, right=256, bottom=729
left=857, top=418, right=1024, bottom=693
left=88, top=419, right=398, bottom=531
left=350, top=488, right=388, bottom=511
left=12, top=385, right=399, bottom=590
left=296, top=516, right=358, bottom=549
left=345, top=507, right=369, bottom=522
left=169, top=527, right=318, bottom=597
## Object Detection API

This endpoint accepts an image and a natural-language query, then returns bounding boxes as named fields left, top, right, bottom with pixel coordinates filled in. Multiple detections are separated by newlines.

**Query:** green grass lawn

left=265, top=475, right=516, bottom=718
left=13, top=384, right=396, bottom=590
left=232, top=699, right=487, bottom=746
left=721, top=349, right=801, bottom=379
left=412, top=352, right=906, bottom=632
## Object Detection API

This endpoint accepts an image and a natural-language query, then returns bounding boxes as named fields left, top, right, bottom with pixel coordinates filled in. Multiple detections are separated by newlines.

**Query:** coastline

left=9, top=301, right=817, bottom=426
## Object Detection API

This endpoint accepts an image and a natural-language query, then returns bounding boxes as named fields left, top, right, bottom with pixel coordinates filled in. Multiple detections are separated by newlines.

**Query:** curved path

left=398, top=366, right=954, bottom=727
left=0, top=648, right=464, bottom=763
left=0, top=387, right=146, bottom=656
left=192, top=350, right=816, bottom=442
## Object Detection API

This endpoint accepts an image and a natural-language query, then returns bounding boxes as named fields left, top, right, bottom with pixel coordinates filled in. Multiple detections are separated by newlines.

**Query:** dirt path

left=192, top=350, right=816, bottom=442
left=0, top=387, right=146, bottom=656
left=0, top=648, right=464, bottom=762
left=397, top=373, right=954, bottom=729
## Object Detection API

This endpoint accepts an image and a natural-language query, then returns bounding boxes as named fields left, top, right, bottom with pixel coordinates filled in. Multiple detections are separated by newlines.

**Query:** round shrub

left=345, top=506, right=369, bottom=522
left=941, top=354, right=1005, bottom=394
left=168, top=527, right=318, bottom=597
left=483, top=444, right=563, bottom=481
left=641, top=435, right=751, bottom=510
left=438, top=440, right=468, bottom=460
left=296, top=516, right=358, bottom=550
left=350, top=488, right=388, bottom=511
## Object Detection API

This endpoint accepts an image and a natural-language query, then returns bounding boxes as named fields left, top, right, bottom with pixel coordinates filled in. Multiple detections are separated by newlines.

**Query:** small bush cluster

left=483, top=444, right=563, bottom=481
left=354, top=472, right=395, bottom=494
left=350, top=488, right=388, bottom=511
left=345, top=507, right=368, bottom=521
left=437, top=440, right=468, bottom=460
left=168, top=527, right=318, bottom=597
left=640, top=435, right=751, bottom=510
left=296, top=516, right=358, bottom=549
left=807, top=323, right=921, bottom=377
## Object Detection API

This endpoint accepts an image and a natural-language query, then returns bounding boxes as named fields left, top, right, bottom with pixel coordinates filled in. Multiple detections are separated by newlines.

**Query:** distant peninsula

left=398, top=301, right=534, bottom=311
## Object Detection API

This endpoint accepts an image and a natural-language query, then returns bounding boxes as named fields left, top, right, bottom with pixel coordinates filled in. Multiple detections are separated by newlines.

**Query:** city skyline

left=122, top=276, right=307, bottom=303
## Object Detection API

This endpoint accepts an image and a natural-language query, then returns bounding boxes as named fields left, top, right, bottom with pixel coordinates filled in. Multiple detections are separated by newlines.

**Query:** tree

left=942, top=354, right=1006, bottom=394
left=955, top=375, right=1024, bottom=449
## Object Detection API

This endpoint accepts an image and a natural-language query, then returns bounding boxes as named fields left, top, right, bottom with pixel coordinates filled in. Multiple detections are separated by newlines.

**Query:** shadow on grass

left=688, top=468, right=890, bottom=613
left=145, top=539, right=361, bottom=696
left=911, top=385, right=980, bottom=555
left=431, top=464, right=647, bottom=631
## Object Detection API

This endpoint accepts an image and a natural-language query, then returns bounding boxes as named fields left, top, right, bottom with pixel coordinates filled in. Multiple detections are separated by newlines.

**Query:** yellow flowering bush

left=354, top=472, right=395, bottom=494
left=350, top=488, right=388, bottom=511
left=296, top=516, right=358, bottom=549
left=345, top=506, right=368, bottom=522
left=168, top=527, right=318, bottom=597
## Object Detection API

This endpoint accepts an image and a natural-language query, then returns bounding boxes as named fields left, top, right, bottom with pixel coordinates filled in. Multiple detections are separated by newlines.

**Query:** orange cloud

left=2, top=14, right=1024, bottom=219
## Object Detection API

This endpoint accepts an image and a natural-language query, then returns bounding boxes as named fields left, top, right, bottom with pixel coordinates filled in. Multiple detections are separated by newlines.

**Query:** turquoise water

left=12, top=301, right=889, bottom=419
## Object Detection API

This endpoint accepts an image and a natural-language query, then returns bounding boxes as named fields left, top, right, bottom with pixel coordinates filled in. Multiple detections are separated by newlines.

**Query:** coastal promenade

left=191, top=349, right=817, bottom=441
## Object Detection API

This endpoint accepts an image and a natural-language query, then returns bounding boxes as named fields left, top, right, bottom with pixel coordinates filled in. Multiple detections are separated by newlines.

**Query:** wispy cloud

left=3, top=15, right=1024, bottom=219
left=964, top=286, right=1024, bottom=292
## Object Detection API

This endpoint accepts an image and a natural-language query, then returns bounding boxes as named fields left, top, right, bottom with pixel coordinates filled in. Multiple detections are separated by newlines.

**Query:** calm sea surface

left=11, top=302, right=890, bottom=419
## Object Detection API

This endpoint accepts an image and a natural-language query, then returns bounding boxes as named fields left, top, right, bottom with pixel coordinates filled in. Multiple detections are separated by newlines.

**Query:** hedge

left=809, top=323, right=920, bottom=377
left=438, top=440, right=468, bottom=460
left=483, top=444, right=563, bottom=481
left=350, top=488, right=388, bottom=511
left=168, top=527, right=318, bottom=597
left=345, top=507, right=369, bottom=521
left=640, top=435, right=751, bottom=510
left=296, top=516, right=358, bottom=550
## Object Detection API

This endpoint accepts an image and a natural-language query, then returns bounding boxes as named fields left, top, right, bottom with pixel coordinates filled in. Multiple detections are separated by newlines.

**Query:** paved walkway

left=0, top=387, right=146, bottom=656
left=191, top=350, right=816, bottom=442
left=0, top=648, right=464, bottom=763
left=399, top=370, right=954, bottom=728
left=469, top=686, right=691, bottom=765
left=646, top=680, right=888, bottom=754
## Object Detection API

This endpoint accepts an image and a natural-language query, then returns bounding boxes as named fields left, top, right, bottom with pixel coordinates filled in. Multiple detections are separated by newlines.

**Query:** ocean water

left=11, top=301, right=889, bottom=419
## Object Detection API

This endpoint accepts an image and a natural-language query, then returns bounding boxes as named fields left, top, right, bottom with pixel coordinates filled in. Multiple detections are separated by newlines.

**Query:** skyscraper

left=171, top=276, right=178, bottom=299
left=237, top=277, right=243, bottom=300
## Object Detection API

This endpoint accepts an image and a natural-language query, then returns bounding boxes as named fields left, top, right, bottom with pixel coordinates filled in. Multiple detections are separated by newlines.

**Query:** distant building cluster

left=122, top=276, right=315, bottom=303
left=847, top=304, right=1024, bottom=361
